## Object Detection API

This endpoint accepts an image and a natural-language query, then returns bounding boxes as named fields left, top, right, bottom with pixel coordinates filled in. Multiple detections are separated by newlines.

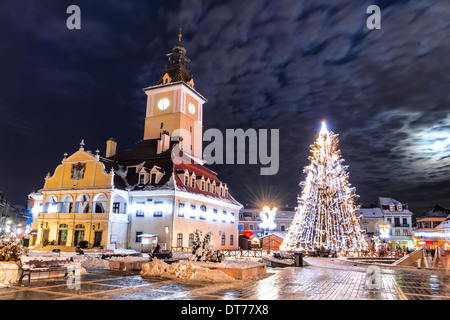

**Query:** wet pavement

left=0, top=258, right=449, bottom=300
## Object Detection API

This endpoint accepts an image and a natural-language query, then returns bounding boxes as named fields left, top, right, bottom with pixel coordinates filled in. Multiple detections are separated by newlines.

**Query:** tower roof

left=155, top=29, right=194, bottom=87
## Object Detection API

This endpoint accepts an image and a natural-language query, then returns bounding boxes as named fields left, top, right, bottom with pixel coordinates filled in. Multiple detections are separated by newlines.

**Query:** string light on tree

left=280, top=121, right=369, bottom=254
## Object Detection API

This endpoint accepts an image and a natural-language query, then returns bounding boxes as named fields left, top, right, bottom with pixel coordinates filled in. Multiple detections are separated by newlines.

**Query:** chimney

left=106, top=137, right=117, bottom=157
left=157, top=131, right=170, bottom=154
left=162, top=131, right=170, bottom=152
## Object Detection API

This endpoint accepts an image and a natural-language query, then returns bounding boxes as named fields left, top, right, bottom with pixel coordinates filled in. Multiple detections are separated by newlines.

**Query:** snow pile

left=0, top=262, right=19, bottom=287
left=140, top=258, right=235, bottom=282
left=81, top=257, right=109, bottom=268
left=194, top=260, right=263, bottom=269
left=109, top=256, right=148, bottom=263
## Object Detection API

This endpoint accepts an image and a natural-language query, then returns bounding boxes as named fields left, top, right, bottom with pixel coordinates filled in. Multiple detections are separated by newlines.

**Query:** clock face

left=158, top=98, right=170, bottom=110
left=188, top=102, right=196, bottom=114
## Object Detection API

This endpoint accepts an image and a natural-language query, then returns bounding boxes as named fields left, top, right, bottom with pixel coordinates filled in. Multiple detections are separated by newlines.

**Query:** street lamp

left=259, top=205, right=278, bottom=252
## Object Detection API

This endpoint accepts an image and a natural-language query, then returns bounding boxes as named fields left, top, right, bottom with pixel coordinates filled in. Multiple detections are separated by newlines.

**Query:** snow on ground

left=140, top=258, right=236, bottom=282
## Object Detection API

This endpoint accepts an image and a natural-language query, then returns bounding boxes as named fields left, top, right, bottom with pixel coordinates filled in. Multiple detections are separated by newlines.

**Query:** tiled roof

left=155, top=65, right=192, bottom=85
left=103, top=141, right=240, bottom=206
left=358, top=207, right=383, bottom=218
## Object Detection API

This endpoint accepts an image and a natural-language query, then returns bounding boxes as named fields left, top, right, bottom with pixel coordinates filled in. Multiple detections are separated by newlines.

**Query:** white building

left=358, top=197, right=414, bottom=251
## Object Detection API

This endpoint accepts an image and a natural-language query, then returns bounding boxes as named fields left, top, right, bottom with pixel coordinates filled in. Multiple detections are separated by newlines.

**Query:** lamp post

left=259, top=205, right=277, bottom=252
left=379, top=223, right=391, bottom=255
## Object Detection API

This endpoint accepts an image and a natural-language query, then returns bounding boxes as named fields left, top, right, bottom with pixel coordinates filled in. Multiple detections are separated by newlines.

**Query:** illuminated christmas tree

left=280, top=121, right=368, bottom=253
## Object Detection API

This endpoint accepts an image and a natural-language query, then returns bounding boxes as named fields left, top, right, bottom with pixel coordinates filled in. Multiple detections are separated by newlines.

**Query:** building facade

left=358, top=197, right=414, bottom=251
left=29, top=35, right=242, bottom=251
left=0, top=192, right=32, bottom=240
left=238, top=206, right=295, bottom=249
left=412, top=205, right=450, bottom=250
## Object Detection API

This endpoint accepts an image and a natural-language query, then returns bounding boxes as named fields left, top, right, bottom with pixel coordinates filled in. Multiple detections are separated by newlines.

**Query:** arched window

left=59, top=224, right=68, bottom=229
left=45, top=195, right=58, bottom=213
left=75, top=224, right=85, bottom=229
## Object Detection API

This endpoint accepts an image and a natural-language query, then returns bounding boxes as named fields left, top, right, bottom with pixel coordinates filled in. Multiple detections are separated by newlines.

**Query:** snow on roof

left=378, top=197, right=401, bottom=206
left=436, top=214, right=450, bottom=229
left=358, top=207, right=383, bottom=218
left=261, top=231, right=287, bottom=239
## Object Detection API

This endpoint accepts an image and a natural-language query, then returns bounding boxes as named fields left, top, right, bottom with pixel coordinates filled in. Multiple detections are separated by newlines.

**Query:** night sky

left=1, top=0, right=449, bottom=217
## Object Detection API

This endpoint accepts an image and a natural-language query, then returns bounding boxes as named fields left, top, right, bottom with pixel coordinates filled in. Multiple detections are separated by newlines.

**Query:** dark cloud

left=0, top=0, right=449, bottom=217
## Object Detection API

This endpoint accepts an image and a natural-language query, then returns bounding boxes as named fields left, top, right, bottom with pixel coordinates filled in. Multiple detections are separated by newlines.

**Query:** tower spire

left=178, top=27, right=182, bottom=43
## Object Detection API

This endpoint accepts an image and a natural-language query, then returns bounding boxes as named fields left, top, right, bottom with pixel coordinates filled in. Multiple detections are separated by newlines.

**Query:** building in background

left=0, top=192, right=32, bottom=241
left=412, top=205, right=450, bottom=250
left=238, top=205, right=295, bottom=249
left=358, top=197, right=414, bottom=251
left=357, top=206, right=384, bottom=250
left=28, top=35, right=241, bottom=251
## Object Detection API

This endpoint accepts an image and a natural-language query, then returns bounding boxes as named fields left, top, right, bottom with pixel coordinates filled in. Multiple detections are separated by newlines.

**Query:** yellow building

left=29, top=34, right=242, bottom=251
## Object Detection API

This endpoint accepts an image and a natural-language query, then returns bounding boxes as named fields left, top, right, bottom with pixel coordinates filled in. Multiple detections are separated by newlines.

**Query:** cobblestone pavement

left=0, top=258, right=449, bottom=300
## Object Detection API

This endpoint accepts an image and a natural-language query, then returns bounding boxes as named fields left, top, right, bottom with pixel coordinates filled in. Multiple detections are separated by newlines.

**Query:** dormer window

left=201, top=180, right=205, bottom=191
left=150, top=173, right=157, bottom=184
left=397, top=204, right=403, bottom=212
left=191, top=175, right=196, bottom=188
left=389, top=203, right=395, bottom=212
left=206, top=181, right=210, bottom=193
left=139, top=174, right=146, bottom=185
left=184, top=175, right=189, bottom=186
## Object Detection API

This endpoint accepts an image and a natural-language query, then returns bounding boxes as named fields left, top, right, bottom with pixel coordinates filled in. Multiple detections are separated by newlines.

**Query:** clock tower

left=142, top=30, right=207, bottom=160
